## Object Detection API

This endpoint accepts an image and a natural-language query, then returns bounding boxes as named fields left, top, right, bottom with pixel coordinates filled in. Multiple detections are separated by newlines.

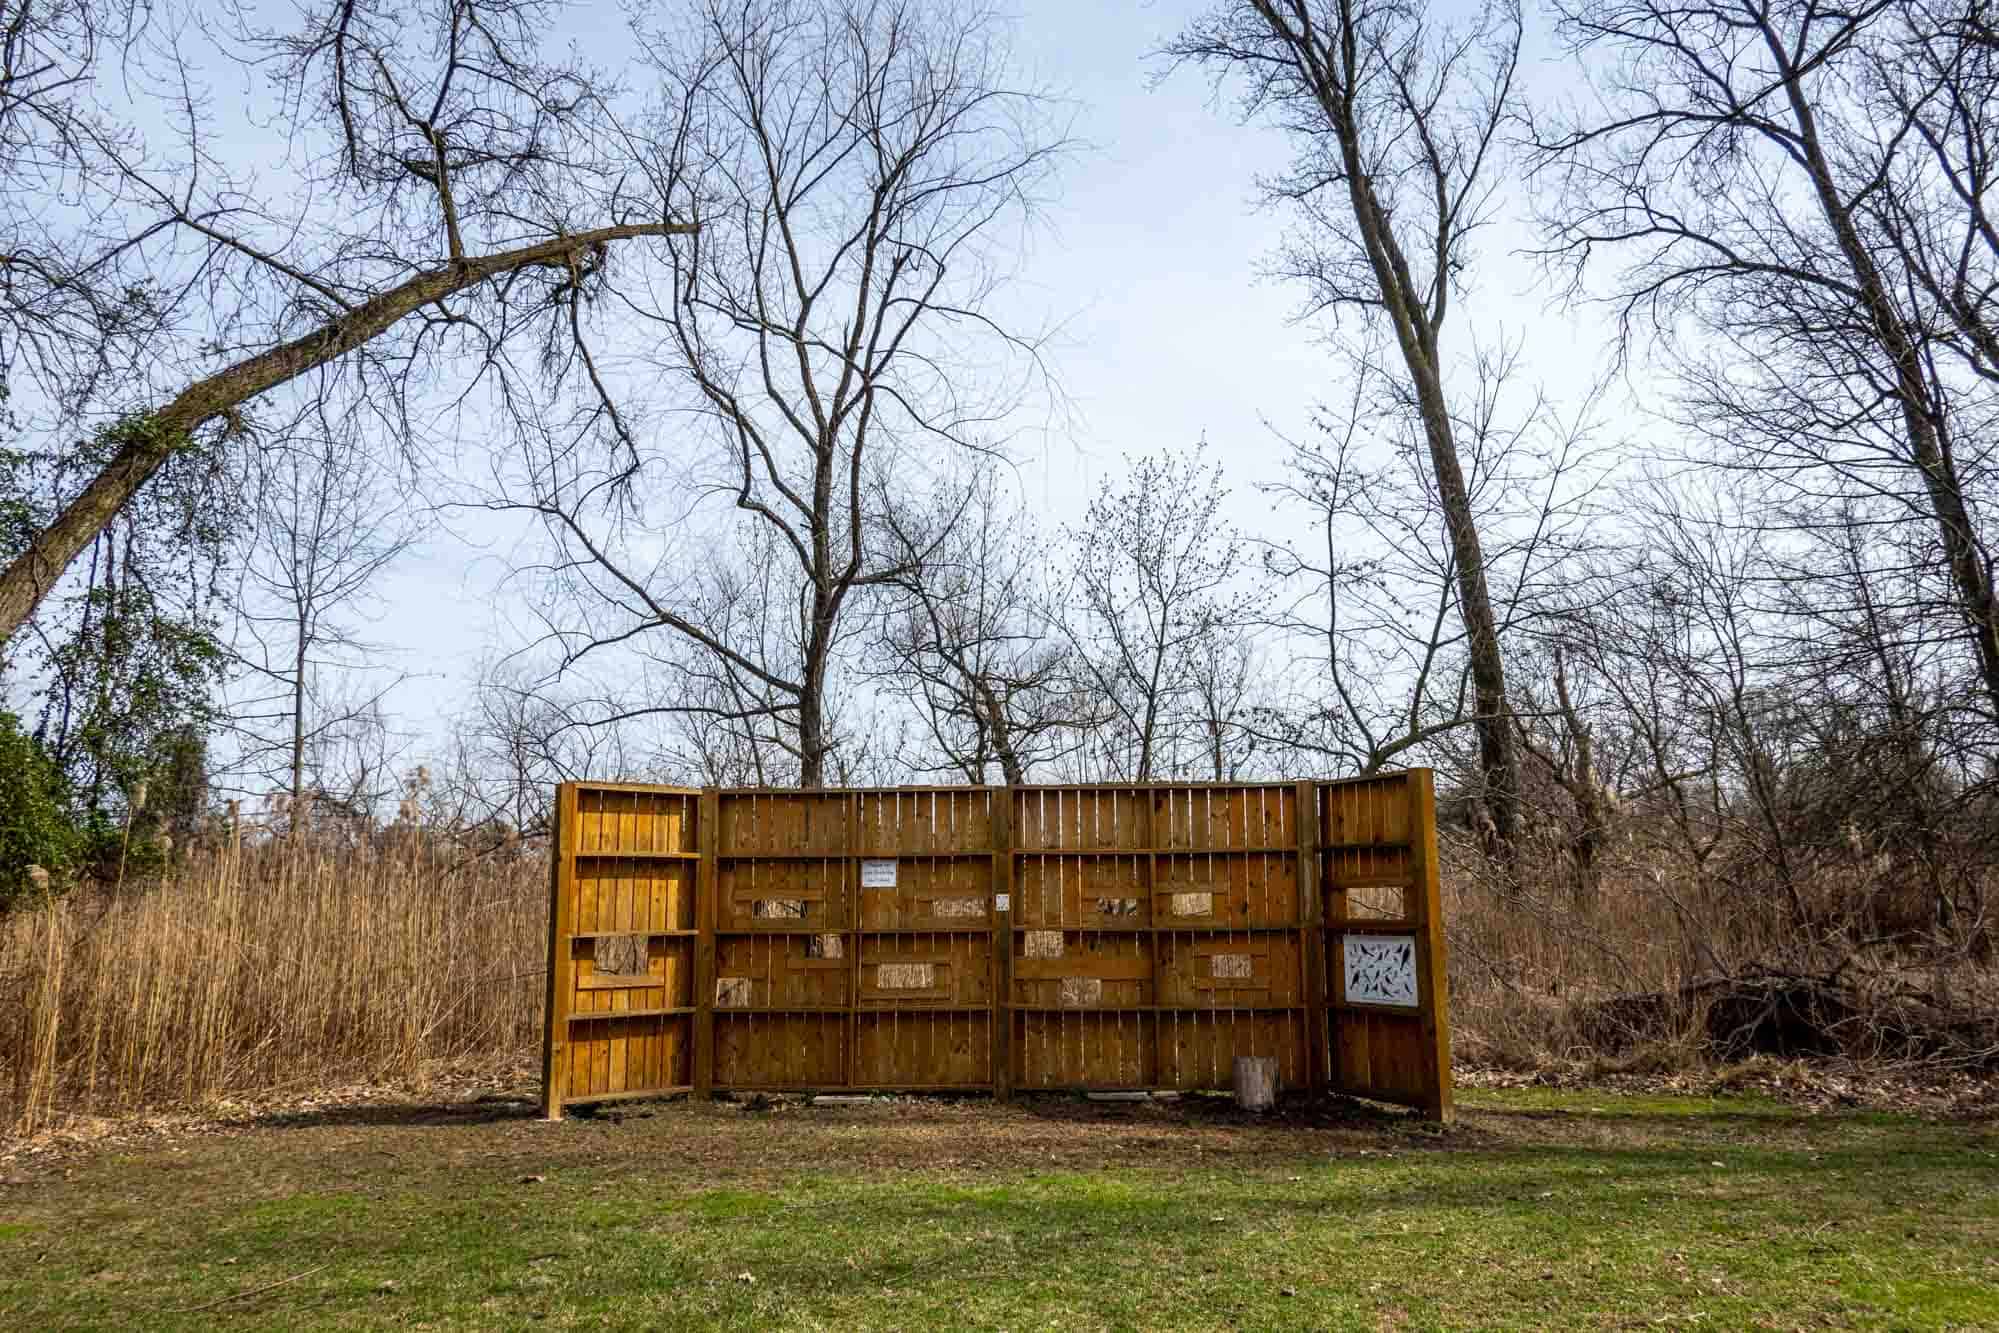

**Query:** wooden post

left=844, top=790, right=862, bottom=1090
left=990, top=787, right=1013, bottom=1101
left=693, top=787, right=719, bottom=1097
left=1295, top=779, right=1326, bottom=1094
left=1144, top=785, right=1163, bottom=1091
left=1233, top=1055, right=1278, bottom=1111
left=541, top=782, right=579, bottom=1120
left=1408, top=768, right=1454, bottom=1123
left=1322, top=780, right=1351, bottom=1102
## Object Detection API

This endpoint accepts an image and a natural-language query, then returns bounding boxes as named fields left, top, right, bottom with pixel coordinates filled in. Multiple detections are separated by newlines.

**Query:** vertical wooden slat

left=1408, top=768, right=1454, bottom=1122
left=1156, top=791, right=1169, bottom=1090
left=694, top=787, right=719, bottom=1096
left=1296, top=779, right=1326, bottom=1093
left=991, top=786, right=1013, bottom=1101
left=1321, top=780, right=1346, bottom=1099
left=845, top=791, right=861, bottom=1089
left=541, top=782, right=579, bottom=1118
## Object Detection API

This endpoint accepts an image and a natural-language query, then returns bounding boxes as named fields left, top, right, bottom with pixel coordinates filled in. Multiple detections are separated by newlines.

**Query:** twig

left=166, top=1263, right=329, bottom=1313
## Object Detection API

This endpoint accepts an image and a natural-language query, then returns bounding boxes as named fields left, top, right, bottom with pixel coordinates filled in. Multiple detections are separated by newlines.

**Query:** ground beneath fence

left=2, top=1072, right=1996, bottom=1330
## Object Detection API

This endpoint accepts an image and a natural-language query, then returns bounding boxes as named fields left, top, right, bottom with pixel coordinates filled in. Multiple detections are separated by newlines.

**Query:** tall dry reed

left=7, top=815, right=1990, bottom=1132
left=2, top=827, right=546, bottom=1133
left=1439, top=829, right=1999, bottom=1070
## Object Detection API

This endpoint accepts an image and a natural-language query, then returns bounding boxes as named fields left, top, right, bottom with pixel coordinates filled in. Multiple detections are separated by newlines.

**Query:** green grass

left=1, top=1089, right=1994, bottom=1330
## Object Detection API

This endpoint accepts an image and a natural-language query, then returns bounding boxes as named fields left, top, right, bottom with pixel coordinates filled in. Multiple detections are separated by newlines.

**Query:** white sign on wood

left=860, top=858, right=898, bottom=889
left=1343, top=934, right=1419, bottom=1007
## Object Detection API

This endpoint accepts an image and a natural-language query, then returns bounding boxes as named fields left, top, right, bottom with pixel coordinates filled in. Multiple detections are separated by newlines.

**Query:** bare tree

left=440, top=661, right=642, bottom=839
left=494, top=0, right=1066, bottom=787
left=873, top=465, right=1082, bottom=785
left=1170, top=0, right=1528, bottom=848
left=1533, top=0, right=1999, bottom=732
left=1186, top=628, right=1266, bottom=781
left=1255, top=340, right=1610, bottom=812
left=0, top=0, right=158, bottom=413
left=0, top=0, right=697, bottom=648
left=1058, top=447, right=1255, bottom=783
left=1863, top=0, right=1999, bottom=387
left=499, top=517, right=818, bottom=785
left=226, top=428, right=415, bottom=828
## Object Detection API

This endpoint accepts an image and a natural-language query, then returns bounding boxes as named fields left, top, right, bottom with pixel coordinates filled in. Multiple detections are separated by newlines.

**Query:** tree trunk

left=798, top=594, right=834, bottom=788
left=976, top=680, right=1028, bottom=786
left=1772, top=39, right=1999, bottom=723
left=1241, top=0, right=1523, bottom=852
left=0, top=222, right=692, bottom=648
left=289, top=622, right=308, bottom=839
left=1344, top=161, right=1521, bottom=852
left=796, top=686, right=826, bottom=788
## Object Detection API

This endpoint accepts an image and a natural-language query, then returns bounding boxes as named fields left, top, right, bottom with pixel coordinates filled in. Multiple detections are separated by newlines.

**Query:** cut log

left=1233, top=1056, right=1278, bottom=1112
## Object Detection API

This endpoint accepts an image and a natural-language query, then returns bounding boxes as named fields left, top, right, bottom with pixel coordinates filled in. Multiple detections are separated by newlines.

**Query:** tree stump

left=1233, top=1056, right=1278, bottom=1112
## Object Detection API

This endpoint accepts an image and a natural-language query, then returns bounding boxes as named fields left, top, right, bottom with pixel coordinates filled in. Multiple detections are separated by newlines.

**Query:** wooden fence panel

left=544, top=774, right=1450, bottom=1119
left=1319, top=769, right=1452, bottom=1120
left=543, top=784, right=702, bottom=1112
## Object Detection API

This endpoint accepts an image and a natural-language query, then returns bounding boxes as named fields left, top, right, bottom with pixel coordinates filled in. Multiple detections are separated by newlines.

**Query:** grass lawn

left=1, top=1086, right=1994, bottom=1330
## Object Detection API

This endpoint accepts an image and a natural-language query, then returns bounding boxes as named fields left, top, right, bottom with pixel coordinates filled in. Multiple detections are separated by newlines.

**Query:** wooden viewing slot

left=542, top=774, right=1450, bottom=1121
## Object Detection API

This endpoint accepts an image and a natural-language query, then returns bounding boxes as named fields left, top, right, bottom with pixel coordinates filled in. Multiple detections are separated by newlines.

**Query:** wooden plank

left=991, top=787, right=1012, bottom=1101
left=1140, top=787, right=1161, bottom=1089
left=1408, top=768, right=1454, bottom=1122
left=694, top=788, right=718, bottom=1097
left=566, top=1007, right=695, bottom=1022
left=844, top=792, right=861, bottom=1089
left=1298, top=779, right=1327, bottom=1093
left=571, top=780, right=703, bottom=796
left=1012, top=955, right=1156, bottom=981
left=558, top=1085, right=694, bottom=1108
left=541, top=782, right=579, bottom=1118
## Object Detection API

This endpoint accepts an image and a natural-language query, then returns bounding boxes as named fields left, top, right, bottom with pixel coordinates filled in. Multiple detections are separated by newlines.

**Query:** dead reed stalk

left=1, top=830, right=546, bottom=1132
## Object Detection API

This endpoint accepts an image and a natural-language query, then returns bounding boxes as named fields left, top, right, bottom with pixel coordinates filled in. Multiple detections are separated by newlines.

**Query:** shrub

left=0, top=712, right=81, bottom=908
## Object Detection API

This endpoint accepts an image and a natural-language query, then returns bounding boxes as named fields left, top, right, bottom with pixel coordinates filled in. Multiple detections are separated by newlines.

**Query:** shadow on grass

left=230, top=1093, right=545, bottom=1132
left=220, top=1086, right=1432, bottom=1141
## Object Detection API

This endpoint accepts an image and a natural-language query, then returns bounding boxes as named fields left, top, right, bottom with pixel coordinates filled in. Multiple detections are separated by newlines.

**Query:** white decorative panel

left=1343, top=934, right=1419, bottom=1007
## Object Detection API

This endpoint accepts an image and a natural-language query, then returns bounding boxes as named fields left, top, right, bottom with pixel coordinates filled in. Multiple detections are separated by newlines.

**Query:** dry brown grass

left=1441, top=829, right=1999, bottom=1073
left=2, top=826, right=546, bottom=1133
left=5, top=812, right=1992, bottom=1135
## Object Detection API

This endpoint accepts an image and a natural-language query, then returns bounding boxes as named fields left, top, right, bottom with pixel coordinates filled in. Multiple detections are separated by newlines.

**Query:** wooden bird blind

left=542, top=772, right=1452, bottom=1119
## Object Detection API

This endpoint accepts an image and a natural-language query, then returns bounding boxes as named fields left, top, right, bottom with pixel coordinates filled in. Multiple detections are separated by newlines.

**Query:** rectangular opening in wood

left=1095, top=897, right=1139, bottom=918
left=1059, top=976, right=1103, bottom=1007
left=715, top=976, right=753, bottom=1007
left=752, top=899, right=809, bottom=920
left=805, top=933, right=843, bottom=959
left=592, top=934, right=650, bottom=981
left=930, top=896, right=985, bottom=919
left=877, top=962, right=936, bottom=989
left=1023, top=930, right=1064, bottom=958
left=1210, top=953, right=1253, bottom=981
left=1345, top=885, right=1409, bottom=921
left=1169, top=892, right=1214, bottom=917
